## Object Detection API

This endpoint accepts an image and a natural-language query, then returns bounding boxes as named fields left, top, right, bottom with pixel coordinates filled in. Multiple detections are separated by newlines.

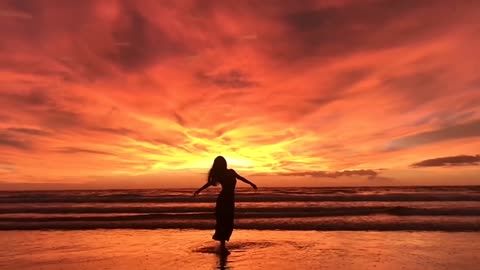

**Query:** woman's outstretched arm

left=194, top=182, right=211, bottom=196
left=232, top=170, right=257, bottom=190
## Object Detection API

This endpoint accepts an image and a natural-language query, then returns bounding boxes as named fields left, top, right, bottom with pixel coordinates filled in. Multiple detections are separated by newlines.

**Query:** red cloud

left=0, top=0, right=479, bottom=187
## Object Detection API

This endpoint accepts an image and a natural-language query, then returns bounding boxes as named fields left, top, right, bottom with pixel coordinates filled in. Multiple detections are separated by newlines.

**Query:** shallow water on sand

left=1, top=229, right=479, bottom=270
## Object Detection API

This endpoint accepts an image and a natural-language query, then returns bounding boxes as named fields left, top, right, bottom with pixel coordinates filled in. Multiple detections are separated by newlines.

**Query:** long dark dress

left=212, top=169, right=237, bottom=241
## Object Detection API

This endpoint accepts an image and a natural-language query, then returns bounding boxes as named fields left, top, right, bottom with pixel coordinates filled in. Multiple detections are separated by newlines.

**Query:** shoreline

left=1, top=216, right=479, bottom=231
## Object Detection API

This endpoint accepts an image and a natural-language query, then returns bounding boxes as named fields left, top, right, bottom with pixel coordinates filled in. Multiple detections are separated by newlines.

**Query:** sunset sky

left=0, top=0, right=479, bottom=189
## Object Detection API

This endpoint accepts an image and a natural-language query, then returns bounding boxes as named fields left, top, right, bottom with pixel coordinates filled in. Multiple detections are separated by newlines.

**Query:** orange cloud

left=0, top=0, right=479, bottom=188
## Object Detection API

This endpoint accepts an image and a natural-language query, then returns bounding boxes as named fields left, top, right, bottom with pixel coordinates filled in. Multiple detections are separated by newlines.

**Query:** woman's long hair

left=208, top=156, right=227, bottom=186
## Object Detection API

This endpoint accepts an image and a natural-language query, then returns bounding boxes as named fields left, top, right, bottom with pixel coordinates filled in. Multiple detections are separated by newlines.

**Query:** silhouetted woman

left=194, top=156, right=257, bottom=253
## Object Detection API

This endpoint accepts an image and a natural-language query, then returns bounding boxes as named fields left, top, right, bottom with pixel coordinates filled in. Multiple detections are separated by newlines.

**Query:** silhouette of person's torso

left=218, top=169, right=237, bottom=194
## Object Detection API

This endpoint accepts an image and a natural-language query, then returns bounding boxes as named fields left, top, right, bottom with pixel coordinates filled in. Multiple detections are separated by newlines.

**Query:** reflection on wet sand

left=216, top=251, right=230, bottom=270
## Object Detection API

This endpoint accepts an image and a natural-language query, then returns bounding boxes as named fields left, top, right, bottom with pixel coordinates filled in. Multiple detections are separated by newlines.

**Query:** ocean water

left=1, top=186, right=479, bottom=231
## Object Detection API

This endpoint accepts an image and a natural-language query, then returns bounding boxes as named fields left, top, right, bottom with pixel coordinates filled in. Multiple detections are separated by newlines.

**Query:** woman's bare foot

left=220, top=247, right=230, bottom=255
left=219, top=240, right=230, bottom=255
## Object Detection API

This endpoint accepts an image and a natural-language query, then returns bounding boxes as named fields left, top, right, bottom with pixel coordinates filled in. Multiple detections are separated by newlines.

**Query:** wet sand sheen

left=1, top=229, right=479, bottom=270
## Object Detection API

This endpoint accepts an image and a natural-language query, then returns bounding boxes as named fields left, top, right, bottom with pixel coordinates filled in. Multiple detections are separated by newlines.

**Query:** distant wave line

left=1, top=206, right=480, bottom=218
left=1, top=194, right=480, bottom=203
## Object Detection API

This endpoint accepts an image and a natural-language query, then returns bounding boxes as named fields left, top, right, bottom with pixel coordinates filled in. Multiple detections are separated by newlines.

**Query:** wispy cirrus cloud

left=385, top=119, right=480, bottom=151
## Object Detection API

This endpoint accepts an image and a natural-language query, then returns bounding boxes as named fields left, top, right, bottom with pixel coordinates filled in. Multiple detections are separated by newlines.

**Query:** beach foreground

left=1, top=229, right=479, bottom=270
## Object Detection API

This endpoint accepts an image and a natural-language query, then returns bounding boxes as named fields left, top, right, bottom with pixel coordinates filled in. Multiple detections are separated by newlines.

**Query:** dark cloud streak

left=55, top=147, right=114, bottom=156
left=6, top=127, right=51, bottom=136
left=411, top=155, right=480, bottom=167
left=256, top=169, right=379, bottom=179
left=0, top=133, right=32, bottom=150
left=197, top=70, right=258, bottom=89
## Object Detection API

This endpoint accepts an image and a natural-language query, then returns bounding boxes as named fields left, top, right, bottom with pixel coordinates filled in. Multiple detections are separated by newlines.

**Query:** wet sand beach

left=1, top=229, right=479, bottom=270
